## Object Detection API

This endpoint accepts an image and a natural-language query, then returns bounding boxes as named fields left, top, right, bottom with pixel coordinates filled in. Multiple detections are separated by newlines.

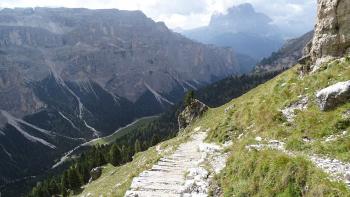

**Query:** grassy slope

left=87, top=116, right=158, bottom=146
left=204, top=59, right=350, bottom=160
left=194, top=59, right=350, bottom=196
left=74, top=59, right=350, bottom=196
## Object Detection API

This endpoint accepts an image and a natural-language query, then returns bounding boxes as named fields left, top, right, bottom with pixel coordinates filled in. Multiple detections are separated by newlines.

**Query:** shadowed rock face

left=0, top=7, right=242, bottom=190
left=256, top=31, right=314, bottom=72
left=306, top=0, right=350, bottom=64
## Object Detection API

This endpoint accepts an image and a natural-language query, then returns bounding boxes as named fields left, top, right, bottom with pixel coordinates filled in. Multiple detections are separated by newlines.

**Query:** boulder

left=89, top=167, right=103, bottom=182
left=316, top=80, right=350, bottom=111
left=178, top=99, right=208, bottom=130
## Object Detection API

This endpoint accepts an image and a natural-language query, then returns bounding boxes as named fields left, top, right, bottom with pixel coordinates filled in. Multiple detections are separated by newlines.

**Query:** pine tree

left=68, top=167, right=82, bottom=190
left=120, top=145, right=129, bottom=163
left=151, top=134, right=160, bottom=146
left=48, top=179, right=59, bottom=195
left=61, top=171, right=69, bottom=196
left=134, top=139, right=141, bottom=153
left=184, top=90, right=195, bottom=106
left=109, top=144, right=121, bottom=166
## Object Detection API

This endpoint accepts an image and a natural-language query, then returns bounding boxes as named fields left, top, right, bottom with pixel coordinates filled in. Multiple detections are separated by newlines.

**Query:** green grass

left=86, top=116, right=158, bottom=146
left=73, top=147, right=160, bottom=197
left=75, top=58, right=350, bottom=196
left=220, top=147, right=350, bottom=197
left=204, top=59, right=350, bottom=161
left=192, top=59, right=350, bottom=196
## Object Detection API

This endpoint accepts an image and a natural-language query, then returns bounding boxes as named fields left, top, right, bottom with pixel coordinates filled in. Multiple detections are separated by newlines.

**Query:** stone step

left=125, top=190, right=180, bottom=197
left=130, top=182, right=185, bottom=191
left=133, top=176, right=184, bottom=184
left=139, top=170, right=184, bottom=178
left=124, top=132, right=223, bottom=197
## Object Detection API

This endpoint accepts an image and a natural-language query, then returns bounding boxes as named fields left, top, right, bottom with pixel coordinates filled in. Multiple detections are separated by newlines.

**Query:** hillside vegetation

left=68, top=58, right=349, bottom=196
left=27, top=58, right=350, bottom=197
left=196, top=58, right=350, bottom=196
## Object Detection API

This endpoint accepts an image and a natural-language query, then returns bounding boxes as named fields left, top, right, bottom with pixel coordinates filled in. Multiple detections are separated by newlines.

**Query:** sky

left=0, top=0, right=317, bottom=33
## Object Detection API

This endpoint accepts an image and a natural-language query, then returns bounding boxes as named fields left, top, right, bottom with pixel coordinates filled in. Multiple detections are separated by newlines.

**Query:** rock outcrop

left=316, top=80, right=350, bottom=111
left=89, top=167, right=103, bottom=182
left=302, top=0, right=350, bottom=66
left=178, top=100, right=208, bottom=130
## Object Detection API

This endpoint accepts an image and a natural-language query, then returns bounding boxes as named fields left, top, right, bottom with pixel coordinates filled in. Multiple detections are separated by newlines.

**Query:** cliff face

left=307, top=0, right=350, bottom=64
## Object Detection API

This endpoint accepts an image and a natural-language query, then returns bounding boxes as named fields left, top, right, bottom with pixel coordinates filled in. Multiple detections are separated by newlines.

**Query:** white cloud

left=0, top=0, right=317, bottom=34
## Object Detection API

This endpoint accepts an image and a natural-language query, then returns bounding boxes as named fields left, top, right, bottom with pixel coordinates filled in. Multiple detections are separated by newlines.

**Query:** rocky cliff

left=304, top=0, right=350, bottom=65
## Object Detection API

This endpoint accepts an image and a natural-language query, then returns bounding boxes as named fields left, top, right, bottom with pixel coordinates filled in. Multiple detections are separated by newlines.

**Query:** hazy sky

left=0, top=0, right=317, bottom=32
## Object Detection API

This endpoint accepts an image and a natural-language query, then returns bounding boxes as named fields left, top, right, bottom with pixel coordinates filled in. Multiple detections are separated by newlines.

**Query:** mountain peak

left=227, top=3, right=255, bottom=14
left=209, top=3, right=272, bottom=31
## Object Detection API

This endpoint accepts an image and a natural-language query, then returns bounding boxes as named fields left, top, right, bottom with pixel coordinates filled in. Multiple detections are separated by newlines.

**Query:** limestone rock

left=343, top=109, right=350, bottom=118
left=305, top=0, right=350, bottom=66
left=316, top=80, right=350, bottom=111
left=178, top=100, right=208, bottom=130
left=89, top=167, right=103, bottom=182
left=281, top=96, right=309, bottom=122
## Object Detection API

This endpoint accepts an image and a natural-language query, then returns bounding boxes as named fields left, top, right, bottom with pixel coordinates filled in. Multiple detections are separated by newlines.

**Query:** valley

left=1, top=0, right=350, bottom=196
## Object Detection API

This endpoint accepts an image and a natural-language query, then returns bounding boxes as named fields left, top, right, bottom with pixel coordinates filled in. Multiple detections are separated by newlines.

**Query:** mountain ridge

left=182, top=3, right=284, bottom=61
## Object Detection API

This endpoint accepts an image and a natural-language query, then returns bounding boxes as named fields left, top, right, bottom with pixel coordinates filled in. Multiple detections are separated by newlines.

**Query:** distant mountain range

left=255, top=31, right=314, bottom=72
left=181, top=3, right=284, bottom=62
left=0, top=7, right=244, bottom=187
left=180, top=3, right=315, bottom=67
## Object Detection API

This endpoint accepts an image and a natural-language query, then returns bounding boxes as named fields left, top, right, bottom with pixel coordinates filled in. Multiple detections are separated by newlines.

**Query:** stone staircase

left=125, top=131, right=227, bottom=197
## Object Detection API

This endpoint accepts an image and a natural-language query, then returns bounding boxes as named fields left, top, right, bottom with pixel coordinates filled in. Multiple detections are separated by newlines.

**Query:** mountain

left=46, top=37, right=350, bottom=197
left=28, top=1, right=350, bottom=196
left=255, top=31, right=314, bottom=72
left=0, top=7, right=243, bottom=189
left=182, top=3, right=284, bottom=61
